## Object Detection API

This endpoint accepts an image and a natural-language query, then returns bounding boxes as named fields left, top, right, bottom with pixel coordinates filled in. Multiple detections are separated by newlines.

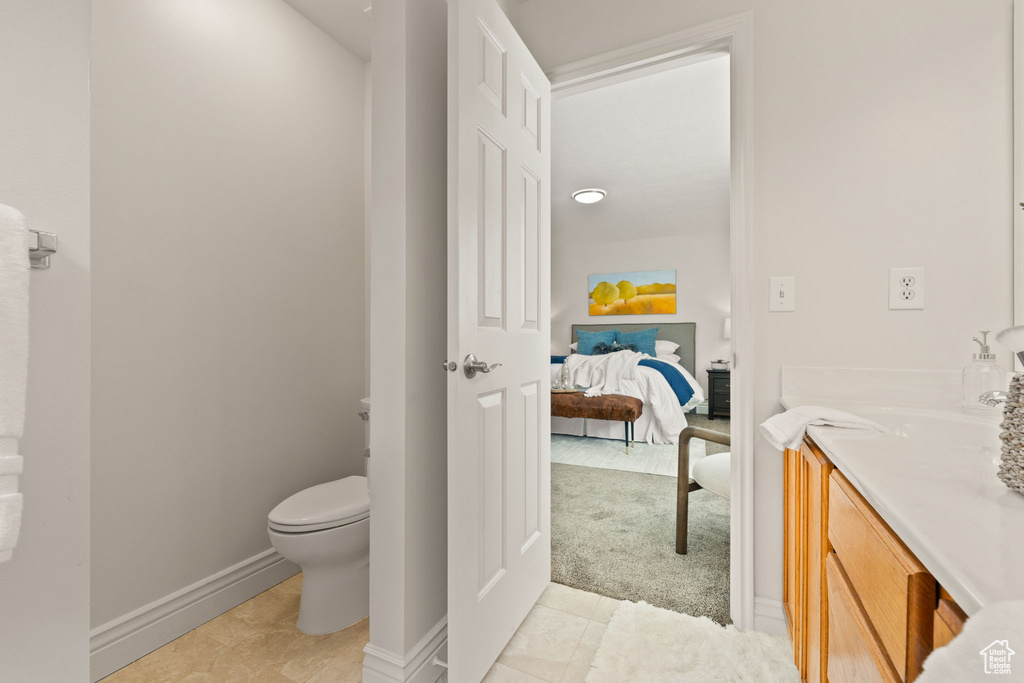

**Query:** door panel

left=448, top=0, right=552, bottom=680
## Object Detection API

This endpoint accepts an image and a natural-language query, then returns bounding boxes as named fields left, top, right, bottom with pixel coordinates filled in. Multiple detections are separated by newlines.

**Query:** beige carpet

left=551, top=462, right=731, bottom=625
left=586, top=601, right=798, bottom=682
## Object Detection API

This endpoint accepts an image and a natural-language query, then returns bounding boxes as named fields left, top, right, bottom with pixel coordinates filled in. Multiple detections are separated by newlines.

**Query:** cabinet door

left=801, top=440, right=834, bottom=683
left=783, top=447, right=806, bottom=677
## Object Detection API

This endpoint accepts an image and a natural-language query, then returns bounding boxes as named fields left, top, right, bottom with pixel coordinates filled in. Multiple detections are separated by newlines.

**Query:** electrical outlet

left=770, top=276, right=796, bottom=312
left=889, top=267, right=924, bottom=310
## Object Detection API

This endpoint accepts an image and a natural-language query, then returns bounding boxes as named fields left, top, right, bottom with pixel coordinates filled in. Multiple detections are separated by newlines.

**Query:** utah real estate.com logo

left=980, top=640, right=1015, bottom=675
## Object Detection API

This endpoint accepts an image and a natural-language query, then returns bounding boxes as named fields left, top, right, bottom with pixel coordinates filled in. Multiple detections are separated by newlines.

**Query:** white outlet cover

left=770, top=276, right=796, bottom=312
left=889, top=267, right=924, bottom=310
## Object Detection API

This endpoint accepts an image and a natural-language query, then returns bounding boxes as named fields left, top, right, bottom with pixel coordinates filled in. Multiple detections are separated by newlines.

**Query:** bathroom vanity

left=779, top=368, right=1024, bottom=683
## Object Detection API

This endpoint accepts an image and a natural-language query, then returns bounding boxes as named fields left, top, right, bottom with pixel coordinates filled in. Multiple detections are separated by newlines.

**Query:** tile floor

left=101, top=573, right=369, bottom=683
left=101, top=576, right=616, bottom=683
left=484, top=583, right=620, bottom=683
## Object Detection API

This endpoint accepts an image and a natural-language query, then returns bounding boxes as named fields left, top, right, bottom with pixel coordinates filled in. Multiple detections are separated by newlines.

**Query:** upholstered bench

left=550, top=392, right=643, bottom=453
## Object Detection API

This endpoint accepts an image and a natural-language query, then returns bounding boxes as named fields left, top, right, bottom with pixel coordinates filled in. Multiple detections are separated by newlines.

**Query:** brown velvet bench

left=550, top=392, right=643, bottom=454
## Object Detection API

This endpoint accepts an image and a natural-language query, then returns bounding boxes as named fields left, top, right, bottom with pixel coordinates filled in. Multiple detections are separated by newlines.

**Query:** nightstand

left=707, top=369, right=731, bottom=419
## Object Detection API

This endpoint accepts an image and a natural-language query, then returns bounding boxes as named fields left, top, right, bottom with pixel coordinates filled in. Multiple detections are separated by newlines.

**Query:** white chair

left=693, top=452, right=731, bottom=500
left=676, top=426, right=731, bottom=554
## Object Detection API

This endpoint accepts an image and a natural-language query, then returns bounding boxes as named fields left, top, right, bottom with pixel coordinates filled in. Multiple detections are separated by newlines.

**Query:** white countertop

left=780, top=396, right=1024, bottom=616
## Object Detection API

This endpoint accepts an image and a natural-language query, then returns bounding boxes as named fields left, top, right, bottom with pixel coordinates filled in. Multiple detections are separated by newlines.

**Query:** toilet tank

left=359, top=397, right=371, bottom=478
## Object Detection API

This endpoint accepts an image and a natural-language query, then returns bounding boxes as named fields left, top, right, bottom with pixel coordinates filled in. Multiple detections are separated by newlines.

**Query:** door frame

left=546, top=12, right=756, bottom=631
left=1014, top=0, right=1023, bottom=344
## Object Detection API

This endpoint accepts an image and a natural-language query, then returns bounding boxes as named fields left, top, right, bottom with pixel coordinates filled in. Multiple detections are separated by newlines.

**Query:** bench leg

left=624, top=421, right=629, bottom=454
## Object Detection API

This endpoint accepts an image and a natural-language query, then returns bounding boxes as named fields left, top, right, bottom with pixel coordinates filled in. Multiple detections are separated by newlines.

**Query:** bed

left=551, top=322, right=704, bottom=445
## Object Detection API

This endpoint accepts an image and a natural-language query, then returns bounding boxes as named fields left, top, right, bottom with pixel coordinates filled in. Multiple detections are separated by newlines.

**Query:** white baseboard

left=89, top=549, right=298, bottom=682
left=363, top=616, right=447, bottom=683
left=752, top=596, right=788, bottom=638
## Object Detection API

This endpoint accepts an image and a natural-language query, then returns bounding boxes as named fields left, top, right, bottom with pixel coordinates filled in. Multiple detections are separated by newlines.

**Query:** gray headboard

left=570, top=322, right=696, bottom=378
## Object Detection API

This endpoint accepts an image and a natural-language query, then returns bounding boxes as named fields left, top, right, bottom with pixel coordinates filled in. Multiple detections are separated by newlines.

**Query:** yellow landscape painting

left=588, top=269, right=676, bottom=316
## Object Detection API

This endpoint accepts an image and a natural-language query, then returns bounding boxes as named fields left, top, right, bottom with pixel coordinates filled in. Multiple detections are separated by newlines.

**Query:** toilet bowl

left=267, top=398, right=371, bottom=635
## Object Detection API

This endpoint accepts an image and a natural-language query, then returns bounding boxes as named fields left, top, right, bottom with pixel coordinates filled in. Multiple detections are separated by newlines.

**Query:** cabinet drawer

left=826, top=553, right=901, bottom=683
left=933, top=589, right=967, bottom=650
left=829, top=471, right=935, bottom=681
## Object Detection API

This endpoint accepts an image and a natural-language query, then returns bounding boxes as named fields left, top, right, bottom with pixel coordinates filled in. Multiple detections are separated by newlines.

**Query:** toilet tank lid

left=269, top=476, right=369, bottom=527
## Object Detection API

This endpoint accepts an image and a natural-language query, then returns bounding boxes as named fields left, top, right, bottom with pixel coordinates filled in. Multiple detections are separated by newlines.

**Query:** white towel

left=759, top=405, right=886, bottom=451
left=917, top=600, right=1024, bottom=682
left=0, top=204, right=29, bottom=563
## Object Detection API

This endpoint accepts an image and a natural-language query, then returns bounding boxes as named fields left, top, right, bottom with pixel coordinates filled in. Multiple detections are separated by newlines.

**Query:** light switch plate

left=888, top=267, right=925, bottom=310
left=770, top=276, right=796, bottom=312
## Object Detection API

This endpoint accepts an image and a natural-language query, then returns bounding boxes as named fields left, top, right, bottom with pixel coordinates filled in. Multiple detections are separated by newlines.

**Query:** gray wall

left=519, top=0, right=1015, bottom=628
left=366, top=0, right=449, bottom=675
left=91, top=0, right=367, bottom=628
left=0, top=0, right=92, bottom=679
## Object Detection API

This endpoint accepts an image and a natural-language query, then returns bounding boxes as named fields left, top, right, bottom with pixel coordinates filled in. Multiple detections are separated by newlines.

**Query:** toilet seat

left=269, top=476, right=369, bottom=533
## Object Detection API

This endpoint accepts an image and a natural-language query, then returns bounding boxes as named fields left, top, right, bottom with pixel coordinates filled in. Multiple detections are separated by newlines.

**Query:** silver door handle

left=464, top=354, right=502, bottom=379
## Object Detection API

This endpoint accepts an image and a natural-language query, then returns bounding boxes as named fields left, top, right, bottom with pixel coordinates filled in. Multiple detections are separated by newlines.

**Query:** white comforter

left=551, top=352, right=704, bottom=445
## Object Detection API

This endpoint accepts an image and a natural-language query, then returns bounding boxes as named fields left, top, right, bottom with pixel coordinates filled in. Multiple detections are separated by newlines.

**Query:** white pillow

left=655, top=340, right=680, bottom=354
left=656, top=354, right=683, bottom=365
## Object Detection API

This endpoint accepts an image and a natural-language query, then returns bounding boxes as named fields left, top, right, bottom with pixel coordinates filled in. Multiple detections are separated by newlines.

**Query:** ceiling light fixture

left=572, top=188, right=607, bottom=204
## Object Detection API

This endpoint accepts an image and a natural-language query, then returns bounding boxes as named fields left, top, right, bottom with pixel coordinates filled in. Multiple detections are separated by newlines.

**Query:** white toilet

left=267, top=397, right=371, bottom=635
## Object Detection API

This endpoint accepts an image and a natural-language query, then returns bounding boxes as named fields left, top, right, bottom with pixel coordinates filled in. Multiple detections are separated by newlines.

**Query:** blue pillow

left=615, top=327, right=659, bottom=357
left=575, top=329, right=616, bottom=355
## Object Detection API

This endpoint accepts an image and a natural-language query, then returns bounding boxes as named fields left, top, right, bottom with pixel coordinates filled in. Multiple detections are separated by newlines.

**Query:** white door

left=447, top=0, right=551, bottom=680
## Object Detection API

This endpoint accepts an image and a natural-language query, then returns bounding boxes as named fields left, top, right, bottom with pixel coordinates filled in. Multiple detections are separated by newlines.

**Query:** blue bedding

left=551, top=355, right=695, bottom=406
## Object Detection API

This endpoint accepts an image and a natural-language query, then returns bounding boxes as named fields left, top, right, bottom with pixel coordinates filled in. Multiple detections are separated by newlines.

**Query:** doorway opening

left=549, top=51, right=732, bottom=623
left=544, top=17, right=754, bottom=631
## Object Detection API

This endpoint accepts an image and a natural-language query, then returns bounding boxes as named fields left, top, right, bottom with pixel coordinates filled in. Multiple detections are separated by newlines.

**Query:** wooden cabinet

left=826, top=554, right=902, bottom=683
left=784, top=436, right=960, bottom=683
left=783, top=439, right=832, bottom=682
left=933, top=588, right=967, bottom=650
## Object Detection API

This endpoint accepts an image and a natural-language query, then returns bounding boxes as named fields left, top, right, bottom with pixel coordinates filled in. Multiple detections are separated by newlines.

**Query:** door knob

left=464, top=354, right=502, bottom=379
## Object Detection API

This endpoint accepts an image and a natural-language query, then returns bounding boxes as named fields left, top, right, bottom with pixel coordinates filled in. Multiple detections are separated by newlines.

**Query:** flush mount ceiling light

left=571, top=188, right=607, bottom=204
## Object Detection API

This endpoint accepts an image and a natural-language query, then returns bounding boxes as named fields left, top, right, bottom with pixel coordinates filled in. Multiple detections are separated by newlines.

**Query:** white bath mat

left=586, top=601, right=799, bottom=682
left=551, top=434, right=705, bottom=477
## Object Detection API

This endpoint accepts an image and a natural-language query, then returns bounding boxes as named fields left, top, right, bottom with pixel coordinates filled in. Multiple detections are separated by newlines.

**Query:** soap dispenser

left=963, top=331, right=1003, bottom=413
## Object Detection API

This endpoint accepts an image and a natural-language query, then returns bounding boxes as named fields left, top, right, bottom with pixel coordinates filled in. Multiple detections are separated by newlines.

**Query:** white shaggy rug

left=586, top=601, right=799, bottom=682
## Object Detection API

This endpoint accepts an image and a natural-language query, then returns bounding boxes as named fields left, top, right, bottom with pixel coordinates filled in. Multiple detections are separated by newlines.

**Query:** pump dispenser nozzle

left=973, top=331, right=996, bottom=361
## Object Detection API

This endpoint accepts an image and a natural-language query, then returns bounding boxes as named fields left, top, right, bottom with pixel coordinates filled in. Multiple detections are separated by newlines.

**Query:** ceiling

left=552, top=55, right=731, bottom=243
left=280, top=0, right=371, bottom=61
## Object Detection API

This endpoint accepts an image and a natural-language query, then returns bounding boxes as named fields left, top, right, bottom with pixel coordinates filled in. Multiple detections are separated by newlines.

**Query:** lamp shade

left=723, top=317, right=731, bottom=340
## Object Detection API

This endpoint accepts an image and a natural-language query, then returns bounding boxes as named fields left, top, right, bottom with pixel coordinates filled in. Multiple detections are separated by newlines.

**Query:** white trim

left=547, top=11, right=756, bottom=633
left=89, top=549, right=297, bottom=682
left=1015, top=0, right=1024, bottom=361
left=753, top=597, right=788, bottom=639
left=363, top=617, right=448, bottom=683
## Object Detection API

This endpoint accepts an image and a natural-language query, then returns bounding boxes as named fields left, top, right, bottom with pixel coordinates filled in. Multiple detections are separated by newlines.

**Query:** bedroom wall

left=91, top=0, right=366, bottom=666
left=551, top=230, right=731, bottom=395
left=520, top=0, right=1014, bottom=633
left=0, top=1, right=91, bottom=680
left=550, top=54, right=731, bottom=396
